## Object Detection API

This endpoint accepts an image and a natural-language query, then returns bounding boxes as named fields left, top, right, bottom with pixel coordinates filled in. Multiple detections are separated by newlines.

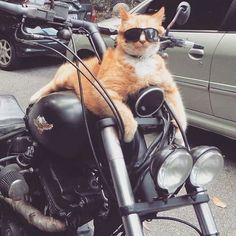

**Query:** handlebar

left=160, top=36, right=204, bottom=50
left=0, top=1, right=203, bottom=59
left=69, top=19, right=106, bottom=60
left=0, top=1, right=106, bottom=60
left=97, top=26, right=118, bottom=36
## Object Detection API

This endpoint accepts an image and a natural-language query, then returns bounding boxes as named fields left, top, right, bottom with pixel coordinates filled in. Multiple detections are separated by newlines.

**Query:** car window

left=162, top=0, right=233, bottom=31
left=41, top=28, right=58, bottom=36
left=220, top=0, right=236, bottom=31
left=139, top=0, right=233, bottom=31
left=25, top=26, right=57, bottom=36
left=130, top=0, right=155, bottom=14
left=68, top=4, right=80, bottom=11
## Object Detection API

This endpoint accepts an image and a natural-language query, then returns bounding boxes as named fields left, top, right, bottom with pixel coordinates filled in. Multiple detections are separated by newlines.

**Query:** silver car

left=69, top=0, right=236, bottom=140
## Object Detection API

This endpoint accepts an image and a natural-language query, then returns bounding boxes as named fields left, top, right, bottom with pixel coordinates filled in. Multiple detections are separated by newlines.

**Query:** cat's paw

left=124, top=119, right=138, bottom=143
left=174, top=129, right=184, bottom=146
left=171, top=117, right=187, bottom=146
left=30, top=91, right=43, bottom=104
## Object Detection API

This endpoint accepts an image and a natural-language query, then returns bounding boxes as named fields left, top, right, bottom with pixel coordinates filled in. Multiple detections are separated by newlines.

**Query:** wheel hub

left=0, top=39, right=12, bottom=66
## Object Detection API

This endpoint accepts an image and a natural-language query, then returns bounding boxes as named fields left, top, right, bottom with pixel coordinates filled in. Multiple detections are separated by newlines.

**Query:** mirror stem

left=165, top=7, right=183, bottom=36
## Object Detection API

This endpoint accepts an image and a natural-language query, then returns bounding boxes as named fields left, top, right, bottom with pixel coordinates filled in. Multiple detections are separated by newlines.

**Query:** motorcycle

left=0, top=1, right=224, bottom=235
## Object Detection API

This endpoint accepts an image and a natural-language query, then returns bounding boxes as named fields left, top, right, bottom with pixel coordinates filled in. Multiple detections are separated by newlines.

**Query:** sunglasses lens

left=145, top=28, right=159, bottom=42
left=124, top=28, right=142, bottom=42
left=124, top=28, right=159, bottom=42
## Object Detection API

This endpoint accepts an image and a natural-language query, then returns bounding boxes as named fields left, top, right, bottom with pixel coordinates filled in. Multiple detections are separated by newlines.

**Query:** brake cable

left=133, top=112, right=171, bottom=176
left=163, top=101, right=190, bottom=150
left=112, top=215, right=202, bottom=236
left=16, top=20, right=125, bottom=141
left=71, top=34, right=116, bottom=200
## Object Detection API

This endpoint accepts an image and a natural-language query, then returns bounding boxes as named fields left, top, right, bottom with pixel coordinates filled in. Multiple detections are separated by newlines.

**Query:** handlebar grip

left=0, top=1, right=25, bottom=15
left=177, top=39, right=204, bottom=50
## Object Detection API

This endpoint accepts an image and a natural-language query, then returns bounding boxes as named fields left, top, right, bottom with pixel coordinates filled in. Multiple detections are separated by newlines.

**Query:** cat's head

left=117, top=7, right=165, bottom=58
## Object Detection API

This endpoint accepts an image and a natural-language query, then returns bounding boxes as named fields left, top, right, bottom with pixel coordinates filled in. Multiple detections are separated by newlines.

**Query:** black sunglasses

left=123, top=28, right=159, bottom=43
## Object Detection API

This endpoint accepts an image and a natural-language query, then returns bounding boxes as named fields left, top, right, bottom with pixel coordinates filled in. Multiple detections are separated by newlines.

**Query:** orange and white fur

left=30, top=7, right=187, bottom=143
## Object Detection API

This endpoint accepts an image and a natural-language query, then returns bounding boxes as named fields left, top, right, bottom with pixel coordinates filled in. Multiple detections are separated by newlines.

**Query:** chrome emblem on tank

left=34, top=115, right=54, bottom=134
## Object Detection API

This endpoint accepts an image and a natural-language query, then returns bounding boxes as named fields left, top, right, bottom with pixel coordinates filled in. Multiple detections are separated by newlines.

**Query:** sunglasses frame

left=123, top=27, right=160, bottom=43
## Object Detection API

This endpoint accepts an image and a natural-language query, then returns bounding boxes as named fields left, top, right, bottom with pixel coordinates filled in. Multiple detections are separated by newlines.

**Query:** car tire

left=1, top=214, right=26, bottom=236
left=0, top=35, right=19, bottom=71
left=77, top=49, right=96, bottom=59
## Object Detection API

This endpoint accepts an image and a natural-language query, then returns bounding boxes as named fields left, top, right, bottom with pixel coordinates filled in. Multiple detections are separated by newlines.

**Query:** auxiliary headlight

left=189, top=146, right=224, bottom=187
left=150, top=145, right=193, bottom=196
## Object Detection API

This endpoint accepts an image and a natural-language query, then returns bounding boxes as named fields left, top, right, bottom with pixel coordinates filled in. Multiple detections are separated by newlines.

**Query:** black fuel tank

left=27, top=91, right=97, bottom=158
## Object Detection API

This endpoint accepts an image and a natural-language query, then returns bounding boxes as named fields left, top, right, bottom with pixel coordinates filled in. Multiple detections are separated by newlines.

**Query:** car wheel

left=0, top=36, right=19, bottom=71
left=1, top=215, right=26, bottom=236
left=77, top=49, right=96, bottom=59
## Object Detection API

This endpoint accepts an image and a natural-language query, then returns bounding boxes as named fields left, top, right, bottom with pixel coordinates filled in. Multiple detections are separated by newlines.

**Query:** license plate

left=68, top=14, right=78, bottom=20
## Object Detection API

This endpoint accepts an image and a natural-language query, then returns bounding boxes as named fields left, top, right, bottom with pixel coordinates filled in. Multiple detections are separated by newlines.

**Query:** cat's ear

left=119, top=6, right=131, bottom=21
left=153, top=7, right=165, bottom=22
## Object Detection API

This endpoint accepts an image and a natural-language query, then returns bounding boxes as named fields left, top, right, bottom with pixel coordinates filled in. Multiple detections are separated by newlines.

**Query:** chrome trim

left=210, top=83, right=236, bottom=95
left=101, top=126, right=144, bottom=236
left=193, top=188, right=219, bottom=235
left=187, top=109, right=236, bottom=140
left=174, top=75, right=209, bottom=88
left=135, top=87, right=164, bottom=118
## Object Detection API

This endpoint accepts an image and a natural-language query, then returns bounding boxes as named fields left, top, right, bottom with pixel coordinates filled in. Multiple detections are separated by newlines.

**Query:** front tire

left=0, top=36, right=19, bottom=71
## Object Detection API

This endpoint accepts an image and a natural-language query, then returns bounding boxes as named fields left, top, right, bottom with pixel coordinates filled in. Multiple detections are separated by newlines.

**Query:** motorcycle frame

left=0, top=1, right=220, bottom=234
left=99, top=118, right=219, bottom=236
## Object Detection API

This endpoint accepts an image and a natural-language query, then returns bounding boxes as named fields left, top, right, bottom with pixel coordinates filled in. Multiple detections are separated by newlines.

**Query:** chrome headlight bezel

left=150, top=145, right=193, bottom=196
left=189, top=146, right=224, bottom=187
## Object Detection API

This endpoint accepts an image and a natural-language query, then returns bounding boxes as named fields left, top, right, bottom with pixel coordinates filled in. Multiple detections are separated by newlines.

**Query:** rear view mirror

left=176, top=1, right=191, bottom=25
left=166, top=1, right=191, bottom=35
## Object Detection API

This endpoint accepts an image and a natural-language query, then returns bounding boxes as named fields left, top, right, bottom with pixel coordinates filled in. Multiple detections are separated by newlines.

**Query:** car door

left=162, top=0, right=232, bottom=117
left=210, top=0, right=236, bottom=122
left=166, top=32, right=221, bottom=115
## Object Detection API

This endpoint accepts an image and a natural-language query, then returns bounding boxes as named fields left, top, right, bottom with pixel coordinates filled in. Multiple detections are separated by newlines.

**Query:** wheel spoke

left=3, top=40, right=7, bottom=49
left=5, top=53, right=10, bottom=60
left=2, top=56, right=7, bottom=64
left=0, top=41, right=4, bottom=50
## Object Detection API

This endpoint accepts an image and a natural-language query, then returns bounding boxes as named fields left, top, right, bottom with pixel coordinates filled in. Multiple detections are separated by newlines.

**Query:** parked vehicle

left=0, top=0, right=95, bottom=70
left=0, top=1, right=224, bottom=236
left=62, top=0, right=96, bottom=22
left=0, top=12, right=68, bottom=70
left=70, top=0, right=236, bottom=141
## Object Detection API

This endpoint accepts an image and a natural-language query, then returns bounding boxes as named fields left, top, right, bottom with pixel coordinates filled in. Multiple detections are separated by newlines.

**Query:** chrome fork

left=101, top=125, right=144, bottom=236
left=188, top=187, right=220, bottom=236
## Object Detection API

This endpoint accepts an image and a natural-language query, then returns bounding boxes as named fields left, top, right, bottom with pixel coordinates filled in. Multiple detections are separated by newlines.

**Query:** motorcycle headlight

left=150, top=145, right=193, bottom=196
left=189, top=146, right=224, bottom=187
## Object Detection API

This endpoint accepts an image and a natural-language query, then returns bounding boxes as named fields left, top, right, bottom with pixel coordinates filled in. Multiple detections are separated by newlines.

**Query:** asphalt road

left=0, top=57, right=236, bottom=236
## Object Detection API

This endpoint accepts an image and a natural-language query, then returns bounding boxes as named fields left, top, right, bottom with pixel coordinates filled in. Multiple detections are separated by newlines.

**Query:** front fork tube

left=101, top=126, right=144, bottom=236
left=189, top=187, right=219, bottom=236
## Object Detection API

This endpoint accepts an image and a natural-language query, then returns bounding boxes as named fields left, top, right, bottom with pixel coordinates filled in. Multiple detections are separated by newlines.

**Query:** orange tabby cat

left=30, top=7, right=187, bottom=143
